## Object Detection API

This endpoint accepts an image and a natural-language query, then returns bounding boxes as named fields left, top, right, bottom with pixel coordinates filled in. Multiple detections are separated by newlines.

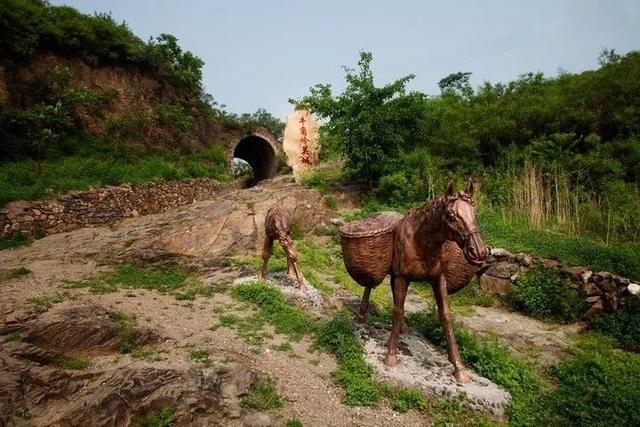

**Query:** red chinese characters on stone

left=298, top=116, right=312, bottom=165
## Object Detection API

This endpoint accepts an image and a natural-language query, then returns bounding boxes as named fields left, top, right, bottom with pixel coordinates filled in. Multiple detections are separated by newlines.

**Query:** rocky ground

left=0, top=176, right=581, bottom=426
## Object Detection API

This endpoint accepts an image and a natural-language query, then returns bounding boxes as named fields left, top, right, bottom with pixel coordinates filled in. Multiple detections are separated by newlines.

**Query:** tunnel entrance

left=232, top=134, right=278, bottom=184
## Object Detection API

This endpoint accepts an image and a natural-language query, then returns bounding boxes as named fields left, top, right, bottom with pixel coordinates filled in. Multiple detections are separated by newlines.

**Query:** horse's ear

left=445, top=180, right=455, bottom=197
left=465, top=178, right=474, bottom=196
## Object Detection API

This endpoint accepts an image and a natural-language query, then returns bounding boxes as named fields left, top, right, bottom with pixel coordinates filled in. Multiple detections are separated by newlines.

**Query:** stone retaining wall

left=1, top=178, right=222, bottom=238
left=480, top=248, right=640, bottom=321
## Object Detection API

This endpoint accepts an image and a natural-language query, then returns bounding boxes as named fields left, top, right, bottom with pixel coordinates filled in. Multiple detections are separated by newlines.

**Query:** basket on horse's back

left=338, top=212, right=402, bottom=288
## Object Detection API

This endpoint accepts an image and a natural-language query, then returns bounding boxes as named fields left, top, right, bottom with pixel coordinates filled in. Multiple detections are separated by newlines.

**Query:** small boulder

left=583, top=299, right=604, bottom=321
left=563, top=266, right=589, bottom=282
left=242, top=412, right=276, bottom=427
left=583, top=282, right=602, bottom=297
left=479, top=274, right=512, bottom=297
left=628, top=283, right=640, bottom=296
left=490, top=248, right=512, bottom=258
left=542, top=259, right=562, bottom=269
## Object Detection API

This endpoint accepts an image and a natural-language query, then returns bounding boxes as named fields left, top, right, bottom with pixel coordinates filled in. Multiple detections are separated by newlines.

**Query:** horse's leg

left=260, top=236, right=274, bottom=281
left=391, top=271, right=409, bottom=334
left=357, top=286, right=371, bottom=323
left=384, top=275, right=408, bottom=366
left=433, top=274, right=470, bottom=383
left=290, top=258, right=305, bottom=289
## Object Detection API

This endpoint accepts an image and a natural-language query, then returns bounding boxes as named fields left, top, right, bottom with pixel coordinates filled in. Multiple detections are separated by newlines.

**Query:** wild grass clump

left=0, top=233, right=32, bottom=250
left=0, top=267, right=31, bottom=283
left=217, top=312, right=271, bottom=346
left=508, top=266, right=587, bottom=323
left=111, top=312, right=138, bottom=354
left=57, top=355, right=91, bottom=370
left=315, top=314, right=379, bottom=406
left=301, top=167, right=345, bottom=195
left=27, top=291, right=71, bottom=310
left=189, top=350, right=211, bottom=367
left=241, top=377, right=283, bottom=410
left=133, top=405, right=176, bottom=427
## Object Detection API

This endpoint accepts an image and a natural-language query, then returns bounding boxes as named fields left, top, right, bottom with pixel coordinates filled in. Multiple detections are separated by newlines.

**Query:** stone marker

left=283, top=109, right=320, bottom=182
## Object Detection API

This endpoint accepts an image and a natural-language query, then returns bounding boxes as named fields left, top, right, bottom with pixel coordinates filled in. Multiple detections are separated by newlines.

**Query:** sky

left=51, top=0, right=639, bottom=119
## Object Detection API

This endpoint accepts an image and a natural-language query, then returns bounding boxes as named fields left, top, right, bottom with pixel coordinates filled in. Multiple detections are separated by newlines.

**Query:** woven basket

left=339, top=212, right=402, bottom=288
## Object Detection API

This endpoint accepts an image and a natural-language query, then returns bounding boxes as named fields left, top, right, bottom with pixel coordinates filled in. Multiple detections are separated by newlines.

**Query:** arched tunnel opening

left=232, top=135, right=277, bottom=186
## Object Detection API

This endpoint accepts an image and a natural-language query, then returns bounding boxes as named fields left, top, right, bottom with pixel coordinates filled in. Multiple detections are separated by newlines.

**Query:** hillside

left=0, top=0, right=284, bottom=207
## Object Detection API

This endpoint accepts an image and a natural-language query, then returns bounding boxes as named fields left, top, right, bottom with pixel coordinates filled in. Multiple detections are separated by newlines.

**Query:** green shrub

left=509, top=266, right=587, bottom=322
left=592, top=296, right=640, bottom=351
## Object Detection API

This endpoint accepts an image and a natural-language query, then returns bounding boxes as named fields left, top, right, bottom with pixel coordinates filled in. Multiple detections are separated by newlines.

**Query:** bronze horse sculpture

left=357, top=179, right=488, bottom=383
left=261, top=205, right=305, bottom=289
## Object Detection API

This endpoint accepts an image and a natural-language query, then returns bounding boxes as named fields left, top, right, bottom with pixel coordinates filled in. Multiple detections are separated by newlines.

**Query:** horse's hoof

left=383, top=354, right=399, bottom=366
left=453, top=369, right=471, bottom=384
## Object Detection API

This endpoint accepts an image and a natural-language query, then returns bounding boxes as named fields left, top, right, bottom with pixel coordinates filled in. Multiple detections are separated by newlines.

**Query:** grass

left=27, top=291, right=71, bottom=309
left=231, top=282, right=316, bottom=341
left=7, top=332, right=22, bottom=342
left=591, top=296, right=640, bottom=352
left=57, top=355, right=91, bottom=370
left=0, top=267, right=31, bottom=283
left=189, top=350, right=211, bottom=367
left=64, top=264, right=211, bottom=301
left=407, top=308, right=546, bottom=425
left=479, top=208, right=640, bottom=281
left=408, top=307, right=640, bottom=426
left=548, top=333, right=640, bottom=427
left=133, top=405, right=176, bottom=427
left=241, top=377, right=283, bottom=410
left=131, top=348, right=165, bottom=362
left=315, top=311, right=496, bottom=425
left=0, top=145, right=231, bottom=207
left=217, top=312, right=271, bottom=346
left=0, top=233, right=32, bottom=250
left=285, top=420, right=304, bottom=427
left=111, top=312, right=139, bottom=354
left=315, top=313, right=379, bottom=406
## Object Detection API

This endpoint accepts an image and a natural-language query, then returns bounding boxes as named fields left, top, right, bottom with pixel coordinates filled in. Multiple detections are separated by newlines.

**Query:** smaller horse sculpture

left=261, top=205, right=305, bottom=289
left=384, top=179, right=488, bottom=383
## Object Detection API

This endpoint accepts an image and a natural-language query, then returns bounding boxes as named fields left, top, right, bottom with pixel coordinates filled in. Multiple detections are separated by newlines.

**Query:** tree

left=294, top=51, right=427, bottom=183
left=438, top=71, right=473, bottom=99
left=227, top=108, right=286, bottom=139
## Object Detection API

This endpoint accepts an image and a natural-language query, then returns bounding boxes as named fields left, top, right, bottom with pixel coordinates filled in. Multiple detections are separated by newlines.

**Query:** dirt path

left=458, top=306, right=580, bottom=365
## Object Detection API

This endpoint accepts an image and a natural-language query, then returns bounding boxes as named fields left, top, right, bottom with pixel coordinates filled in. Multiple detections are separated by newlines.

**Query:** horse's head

left=441, top=179, right=488, bottom=265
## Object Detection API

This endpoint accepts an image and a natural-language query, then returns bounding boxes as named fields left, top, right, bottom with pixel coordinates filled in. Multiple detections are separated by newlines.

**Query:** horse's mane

left=406, top=191, right=473, bottom=219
